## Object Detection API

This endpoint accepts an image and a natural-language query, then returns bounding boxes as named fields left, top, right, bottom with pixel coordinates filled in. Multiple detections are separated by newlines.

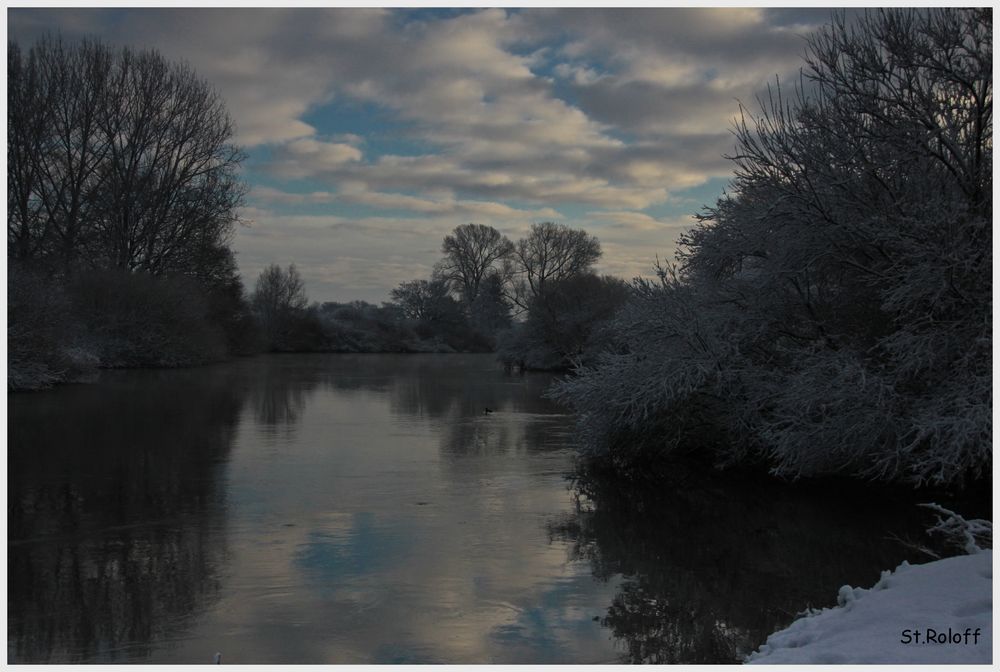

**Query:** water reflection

left=550, top=467, right=931, bottom=663
left=248, top=357, right=321, bottom=428
left=209, top=355, right=609, bottom=664
left=8, top=367, right=246, bottom=662
left=306, top=352, right=559, bottom=421
left=8, top=354, right=934, bottom=664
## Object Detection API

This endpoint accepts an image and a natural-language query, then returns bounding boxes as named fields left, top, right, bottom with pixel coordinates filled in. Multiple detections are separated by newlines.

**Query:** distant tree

left=469, top=271, right=512, bottom=338
left=389, top=278, right=454, bottom=321
left=511, top=222, right=601, bottom=308
left=196, top=246, right=260, bottom=356
left=530, top=274, right=630, bottom=361
left=438, top=223, right=514, bottom=307
left=252, top=264, right=309, bottom=351
left=499, top=273, right=628, bottom=371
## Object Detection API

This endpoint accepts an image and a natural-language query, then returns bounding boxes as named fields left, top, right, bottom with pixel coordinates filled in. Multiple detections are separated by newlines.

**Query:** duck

left=484, top=407, right=494, bottom=414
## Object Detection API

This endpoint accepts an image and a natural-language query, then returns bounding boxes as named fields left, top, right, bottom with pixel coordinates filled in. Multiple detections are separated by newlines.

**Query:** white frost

left=746, top=551, right=992, bottom=664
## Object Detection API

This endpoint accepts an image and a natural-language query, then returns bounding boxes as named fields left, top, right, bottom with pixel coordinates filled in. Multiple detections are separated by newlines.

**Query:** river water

left=8, top=354, right=927, bottom=663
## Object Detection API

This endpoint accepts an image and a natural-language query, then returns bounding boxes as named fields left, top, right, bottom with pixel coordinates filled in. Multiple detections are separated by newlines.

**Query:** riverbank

left=747, top=550, right=992, bottom=664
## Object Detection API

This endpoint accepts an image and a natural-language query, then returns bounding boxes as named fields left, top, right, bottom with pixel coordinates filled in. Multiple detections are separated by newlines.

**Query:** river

left=8, top=354, right=927, bottom=663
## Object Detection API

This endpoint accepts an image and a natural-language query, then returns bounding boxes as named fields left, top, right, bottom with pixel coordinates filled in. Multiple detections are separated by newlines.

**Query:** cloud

left=8, top=8, right=392, bottom=147
left=247, top=8, right=824, bottom=210
left=251, top=186, right=563, bottom=220
left=267, top=138, right=364, bottom=179
left=529, top=7, right=826, bottom=146
left=576, top=211, right=700, bottom=281
left=250, top=187, right=337, bottom=206
left=9, top=8, right=824, bottom=201
left=247, top=8, right=666, bottom=209
left=587, top=211, right=679, bottom=232
left=337, top=187, right=563, bottom=221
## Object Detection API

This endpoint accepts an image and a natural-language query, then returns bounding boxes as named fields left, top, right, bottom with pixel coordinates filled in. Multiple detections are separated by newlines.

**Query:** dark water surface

left=8, top=354, right=927, bottom=663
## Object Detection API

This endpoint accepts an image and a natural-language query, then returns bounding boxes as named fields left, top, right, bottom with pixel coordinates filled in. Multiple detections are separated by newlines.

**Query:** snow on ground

left=746, top=550, right=992, bottom=664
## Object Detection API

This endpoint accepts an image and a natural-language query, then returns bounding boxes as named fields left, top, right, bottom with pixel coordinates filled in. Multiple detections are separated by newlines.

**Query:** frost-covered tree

left=554, top=9, right=991, bottom=487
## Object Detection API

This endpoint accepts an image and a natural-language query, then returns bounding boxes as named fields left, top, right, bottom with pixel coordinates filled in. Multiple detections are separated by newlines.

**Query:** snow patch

left=746, top=551, right=992, bottom=664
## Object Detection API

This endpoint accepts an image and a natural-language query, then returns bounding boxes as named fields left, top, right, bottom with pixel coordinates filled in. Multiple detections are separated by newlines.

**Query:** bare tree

left=8, top=37, right=110, bottom=265
left=438, top=223, right=513, bottom=307
left=8, top=41, right=53, bottom=262
left=511, top=222, right=601, bottom=307
left=389, top=278, right=453, bottom=321
left=7, top=36, right=245, bottom=278
left=252, top=264, right=308, bottom=350
left=94, top=46, right=245, bottom=275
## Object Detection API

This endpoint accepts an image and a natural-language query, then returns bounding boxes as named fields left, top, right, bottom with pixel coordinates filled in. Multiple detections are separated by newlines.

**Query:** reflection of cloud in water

left=188, top=355, right=617, bottom=663
left=485, top=574, right=619, bottom=663
left=295, top=512, right=412, bottom=584
left=375, top=541, right=618, bottom=664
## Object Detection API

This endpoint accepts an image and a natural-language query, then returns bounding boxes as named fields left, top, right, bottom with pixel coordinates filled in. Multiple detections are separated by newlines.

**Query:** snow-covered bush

left=920, top=503, right=992, bottom=555
left=554, top=9, right=991, bottom=487
left=8, top=262, right=98, bottom=390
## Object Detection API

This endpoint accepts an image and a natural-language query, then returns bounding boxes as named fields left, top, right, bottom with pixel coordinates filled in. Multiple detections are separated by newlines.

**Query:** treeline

left=8, top=35, right=632, bottom=390
left=552, top=9, right=991, bottom=489
left=409, top=221, right=629, bottom=368
left=8, top=37, right=254, bottom=390
left=244, top=221, right=629, bottom=365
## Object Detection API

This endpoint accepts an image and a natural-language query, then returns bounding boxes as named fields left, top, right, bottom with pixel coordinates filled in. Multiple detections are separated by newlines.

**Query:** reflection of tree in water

left=400, top=355, right=571, bottom=461
left=436, top=411, right=576, bottom=462
left=438, top=417, right=514, bottom=457
left=247, top=356, right=320, bottom=427
left=244, top=353, right=564, bottom=451
left=385, top=354, right=560, bottom=421
left=550, top=465, right=932, bottom=664
left=277, top=353, right=561, bottom=425
left=8, top=367, right=246, bottom=662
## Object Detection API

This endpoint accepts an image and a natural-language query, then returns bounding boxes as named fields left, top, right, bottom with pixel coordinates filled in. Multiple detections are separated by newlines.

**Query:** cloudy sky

left=10, top=7, right=837, bottom=303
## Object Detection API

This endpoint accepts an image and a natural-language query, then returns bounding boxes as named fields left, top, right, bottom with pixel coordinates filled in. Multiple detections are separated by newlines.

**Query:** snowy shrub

left=8, top=262, right=98, bottom=390
left=554, top=9, right=991, bottom=487
left=920, top=503, right=992, bottom=555
left=551, top=264, right=749, bottom=460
